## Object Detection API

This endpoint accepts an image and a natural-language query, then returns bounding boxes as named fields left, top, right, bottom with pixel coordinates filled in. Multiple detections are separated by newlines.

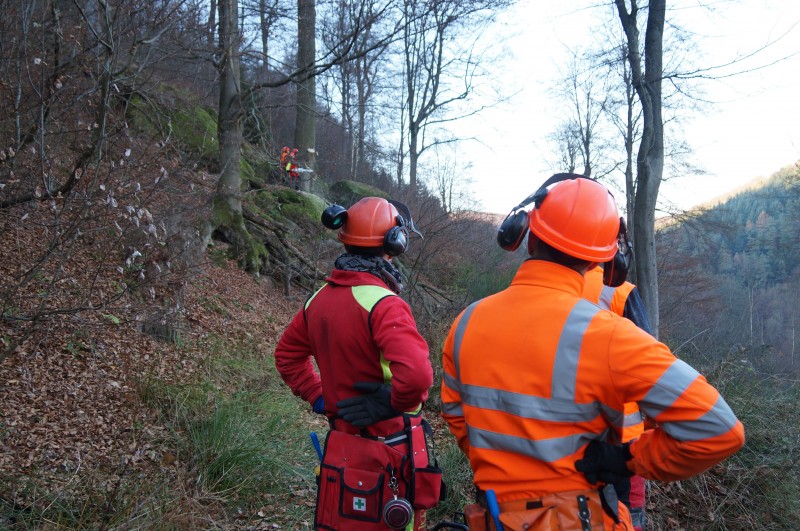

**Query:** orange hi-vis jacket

left=582, top=266, right=643, bottom=443
left=440, top=259, right=745, bottom=502
left=582, top=266, right=634, bottom=317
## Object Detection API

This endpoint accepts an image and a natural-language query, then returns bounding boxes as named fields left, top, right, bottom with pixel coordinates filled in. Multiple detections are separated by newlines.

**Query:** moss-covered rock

left=124, top=90, right=218, bottom=161
left=240, top=158, right=255, bottom=187
left=171, top=107, right=218, bottom=159
left=250, top=187, right=326, bottom=228
left=328, top=180, right=388, bottom=207
left=241, top=144, right=280, bottom=188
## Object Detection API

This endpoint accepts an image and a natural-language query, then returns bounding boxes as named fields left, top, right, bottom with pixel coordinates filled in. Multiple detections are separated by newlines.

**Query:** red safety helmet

left=282, top=146, right=290, bottom=152
left=337, top=197, right=401, bottom=247
left=528, top=178, right=620, bottom=262
left=291, top=148, right=299, bottom=156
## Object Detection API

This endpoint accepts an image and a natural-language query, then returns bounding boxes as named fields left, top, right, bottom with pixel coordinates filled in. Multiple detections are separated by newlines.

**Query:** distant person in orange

left=441, top=173, right=744, bottom=530
left=582, top=235, right=652, bottom=531
left=286, top=147, right=300, bottom=190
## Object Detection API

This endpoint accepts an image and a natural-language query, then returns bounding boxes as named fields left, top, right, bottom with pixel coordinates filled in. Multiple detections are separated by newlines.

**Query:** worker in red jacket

left=274, top=197, right=439, bottom=530
left=441, top=174, right=744, bottom=530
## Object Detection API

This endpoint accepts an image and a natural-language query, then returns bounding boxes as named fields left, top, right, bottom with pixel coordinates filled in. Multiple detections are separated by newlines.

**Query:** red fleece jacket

left=274, top=270, right=432, bottom=419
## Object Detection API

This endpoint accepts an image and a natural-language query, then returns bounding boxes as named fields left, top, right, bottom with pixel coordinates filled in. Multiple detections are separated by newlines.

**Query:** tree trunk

left=295, top=0, right=317, bottom=192
left=208, top=0, right=217, bottom=46
left=214, top=0, right=264, bottom=272
left=259, top=0, right=269, bottom=66
left=217, top=0, right=242, bottom=216
left=615, top=0, right=665, bottom=338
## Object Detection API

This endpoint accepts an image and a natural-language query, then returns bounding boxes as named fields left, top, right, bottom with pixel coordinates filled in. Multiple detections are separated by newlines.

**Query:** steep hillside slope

left=0, top=239, right=301, bottom=515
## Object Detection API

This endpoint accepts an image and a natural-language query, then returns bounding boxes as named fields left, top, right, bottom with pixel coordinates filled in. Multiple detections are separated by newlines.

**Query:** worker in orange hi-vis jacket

left=441, top=173, right=745, bottom=530
left=583, top=256, right=652, bottom=531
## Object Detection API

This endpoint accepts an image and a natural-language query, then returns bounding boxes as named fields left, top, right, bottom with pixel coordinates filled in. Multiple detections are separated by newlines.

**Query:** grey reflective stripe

left=640, top=359, right=700, bottom=418
left=460, top=382, right=602, bottom=423
left=443, top=371, right=461, bottom=394
left=659, top=395, right=740, bottom=441
left=441, top=400, right=464, bottom=416
left=600, top=403, right=626, bottom=430
left=442, top=372, right=464, bottom=416
left=552, top=300, right=601, bottom=401
left=624, top=410, right=643, bottom=428
left=598, top=286, right=615, bottom=309
left=452, top=300, right=481, bottom=380
left=468, top=425, right=611, bottom=463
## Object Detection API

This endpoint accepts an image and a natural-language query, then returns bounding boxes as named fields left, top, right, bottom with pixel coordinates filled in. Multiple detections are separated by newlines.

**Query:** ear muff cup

left=603, top=250, right=629, bottom=288
left=497, top=210, right=530, bottom=251
left=602, top=217, right=632, bottom=287
left=321, top=204, right=348, bottom=230
left=497, top=173, right=588, bottom=252
left=383, top=223, right=408, bottom=256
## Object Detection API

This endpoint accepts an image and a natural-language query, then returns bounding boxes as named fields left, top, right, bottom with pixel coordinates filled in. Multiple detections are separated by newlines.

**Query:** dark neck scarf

left=333, top=253, right=404, bottom=294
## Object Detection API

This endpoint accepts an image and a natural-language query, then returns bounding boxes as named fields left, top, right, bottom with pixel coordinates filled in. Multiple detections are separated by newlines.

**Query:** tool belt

left=465, top=486, right=633, bottom=531
left=314, top=416, right=445, bottom=530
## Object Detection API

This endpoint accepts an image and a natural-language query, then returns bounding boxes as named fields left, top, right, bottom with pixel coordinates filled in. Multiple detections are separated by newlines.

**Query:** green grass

left=6, top=324, right=797, bottom=529
left=644, top=352, right=800, bottom=530
left=0, top=332, right=322, bottom=529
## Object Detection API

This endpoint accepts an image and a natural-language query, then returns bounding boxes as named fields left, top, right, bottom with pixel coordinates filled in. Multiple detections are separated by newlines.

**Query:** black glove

left=575, top=441, right=634, bottom=485
left=336, top=381, right=398, bottom=427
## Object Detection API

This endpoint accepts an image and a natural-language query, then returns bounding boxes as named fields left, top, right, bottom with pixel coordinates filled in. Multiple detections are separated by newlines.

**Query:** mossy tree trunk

left=214, top=0, right=267, bottom=272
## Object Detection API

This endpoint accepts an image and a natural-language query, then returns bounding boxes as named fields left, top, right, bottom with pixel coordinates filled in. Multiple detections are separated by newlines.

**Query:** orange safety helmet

left=528, top=178, right=620, bottom=262
left=336, top=197, right=405, bottom=252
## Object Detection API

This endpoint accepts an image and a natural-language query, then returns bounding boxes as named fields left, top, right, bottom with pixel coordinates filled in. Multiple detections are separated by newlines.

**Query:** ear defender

left=603, top=217, right=632, bottom=287
left=383, top=215, right=409, bottom=257
left=321, top=204, right=347, bottom=229
left=497, top=173, right=586, bottom=252
left=497, top=210, right=530, bottom=251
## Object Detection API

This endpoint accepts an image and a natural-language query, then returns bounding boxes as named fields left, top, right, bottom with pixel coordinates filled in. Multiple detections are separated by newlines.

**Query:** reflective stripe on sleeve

left=640, top=359, right=700, bottom=418
left=441, top=400, right=464, bottom=416
left=443, top=371, right=461, bottom=394
left=624, top=410, right=644, bottom=429
left=659, top=395, right=740, bottom=441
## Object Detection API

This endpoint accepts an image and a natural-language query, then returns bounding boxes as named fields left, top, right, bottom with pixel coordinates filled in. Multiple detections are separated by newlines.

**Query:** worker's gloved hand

left=575, top=441, right=634, bottom=485
left=336, top=381, right=398, bottom=427
left=312, top=396, right=325, bottom=415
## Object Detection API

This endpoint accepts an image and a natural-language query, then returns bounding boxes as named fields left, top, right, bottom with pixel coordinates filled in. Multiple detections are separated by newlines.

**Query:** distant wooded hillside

left=657, top=162, right=800, bottom=370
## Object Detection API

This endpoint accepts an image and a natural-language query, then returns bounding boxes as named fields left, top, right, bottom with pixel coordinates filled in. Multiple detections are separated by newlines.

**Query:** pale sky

left=457, top=0, right=800, bottom=215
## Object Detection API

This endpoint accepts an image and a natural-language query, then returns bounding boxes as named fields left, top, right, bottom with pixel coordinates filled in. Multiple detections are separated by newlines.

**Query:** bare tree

left=615, top=0, right=666, bottom=336
left=322, top=0, right=390, bottom=181
left=547, top=53, right=621, bottom=180
left=400, top=0, right=511, bottom=190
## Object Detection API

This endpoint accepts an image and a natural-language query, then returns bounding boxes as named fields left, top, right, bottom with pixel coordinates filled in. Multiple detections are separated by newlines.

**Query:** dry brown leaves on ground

left=0, top=248, right=297, bottom=514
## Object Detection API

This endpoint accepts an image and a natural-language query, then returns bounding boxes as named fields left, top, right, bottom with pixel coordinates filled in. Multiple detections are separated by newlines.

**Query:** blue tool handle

left=486, top=489, right=504, bottom=531
left=310, top=432, right=323, bottom=461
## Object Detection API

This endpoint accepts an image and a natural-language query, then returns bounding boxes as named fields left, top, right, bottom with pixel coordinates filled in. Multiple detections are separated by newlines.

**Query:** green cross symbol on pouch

left=353, top=497, right=367, bottom=511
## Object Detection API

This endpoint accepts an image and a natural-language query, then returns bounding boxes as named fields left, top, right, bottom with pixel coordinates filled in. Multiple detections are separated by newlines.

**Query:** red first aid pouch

left=314, top=417, right=445, bottom=530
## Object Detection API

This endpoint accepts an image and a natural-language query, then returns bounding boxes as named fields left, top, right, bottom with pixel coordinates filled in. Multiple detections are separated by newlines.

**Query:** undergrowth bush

left=645, top=352, right=800, bottom=530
